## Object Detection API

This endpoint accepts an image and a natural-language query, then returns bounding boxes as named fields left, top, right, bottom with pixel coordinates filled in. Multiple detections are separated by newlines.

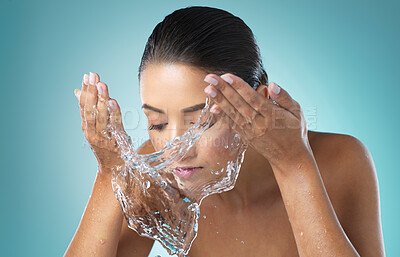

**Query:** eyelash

left=148, top=120, right=216, bottom=131
left=148, top=124, right=167, bottom=131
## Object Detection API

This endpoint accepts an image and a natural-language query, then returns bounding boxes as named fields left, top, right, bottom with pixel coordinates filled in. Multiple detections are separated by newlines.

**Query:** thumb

left=267, top=82, right=299, bottom=114
left=108, top=99, right=125, bottom=131
left=255, top=84, right=269, bottom=99
left=74, top=89, right=81, bottom=100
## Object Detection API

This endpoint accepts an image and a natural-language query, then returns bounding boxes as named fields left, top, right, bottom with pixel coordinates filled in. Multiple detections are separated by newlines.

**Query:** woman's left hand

left=203, top=73, right=312, bottom=170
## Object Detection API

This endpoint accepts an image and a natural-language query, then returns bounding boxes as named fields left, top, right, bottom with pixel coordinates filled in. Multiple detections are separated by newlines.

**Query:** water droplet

left=105, top=99, right=249, bottom=255
left=241, top=241, right=245, bottom=244
left=300, top=231, right=303, bottom=236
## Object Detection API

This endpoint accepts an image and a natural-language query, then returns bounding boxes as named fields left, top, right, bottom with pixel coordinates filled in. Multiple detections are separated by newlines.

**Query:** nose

left=164, top=121, right=198, bottom=163
left=166, top=119, right=193, bottom=142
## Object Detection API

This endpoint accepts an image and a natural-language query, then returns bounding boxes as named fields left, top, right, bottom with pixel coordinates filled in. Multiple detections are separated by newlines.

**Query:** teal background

left=1, top=0, right=398, bottom=256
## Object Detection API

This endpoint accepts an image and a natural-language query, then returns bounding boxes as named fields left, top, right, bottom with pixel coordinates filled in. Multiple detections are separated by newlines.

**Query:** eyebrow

left=142, top=103, right=205, bottom=114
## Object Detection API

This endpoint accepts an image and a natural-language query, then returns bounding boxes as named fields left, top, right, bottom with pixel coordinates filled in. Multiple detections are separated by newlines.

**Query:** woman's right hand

left=74, top=72, right=125, bottom=174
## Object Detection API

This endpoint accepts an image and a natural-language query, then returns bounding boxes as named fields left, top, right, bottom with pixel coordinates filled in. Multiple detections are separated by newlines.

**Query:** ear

left=255, top=84, right=269, bottom=98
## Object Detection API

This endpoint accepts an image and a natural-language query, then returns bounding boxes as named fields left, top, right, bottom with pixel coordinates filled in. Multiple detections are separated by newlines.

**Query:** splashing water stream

left=104, top=97, right=248, bottom=256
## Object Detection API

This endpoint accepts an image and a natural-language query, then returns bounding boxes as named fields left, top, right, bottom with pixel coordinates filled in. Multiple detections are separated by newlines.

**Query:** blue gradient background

left=1, top=0, right=398, bottom=256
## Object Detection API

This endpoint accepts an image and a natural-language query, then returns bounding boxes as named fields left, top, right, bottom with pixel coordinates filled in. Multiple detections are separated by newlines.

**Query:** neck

left=208, top=146, right=280, bottom=211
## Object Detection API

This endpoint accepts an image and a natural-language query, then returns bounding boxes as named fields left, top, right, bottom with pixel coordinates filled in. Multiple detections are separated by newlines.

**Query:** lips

left=173, top=167, right=202, bottom=179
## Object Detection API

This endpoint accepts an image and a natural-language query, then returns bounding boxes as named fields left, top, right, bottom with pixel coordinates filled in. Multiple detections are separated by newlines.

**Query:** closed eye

left=148, top=120, right=216, bottom=131
left=149, top=123, right=167, bottom=131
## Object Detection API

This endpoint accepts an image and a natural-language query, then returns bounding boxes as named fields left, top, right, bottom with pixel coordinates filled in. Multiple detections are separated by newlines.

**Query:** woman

left=65, top=6, right=385, bottom=257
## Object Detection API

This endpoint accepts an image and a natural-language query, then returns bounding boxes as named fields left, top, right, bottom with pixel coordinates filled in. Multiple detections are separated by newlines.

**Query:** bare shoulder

left=307, top=130, right=385, bottom=256
left=116, top=139, right=155, bottom=257
left=307, top=130, right=377, bottom=187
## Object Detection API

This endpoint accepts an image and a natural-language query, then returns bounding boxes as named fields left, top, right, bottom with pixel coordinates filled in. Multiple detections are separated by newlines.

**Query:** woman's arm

left=64, top=169, right=124, bottom=257
left=66, top=72, right=155, bottom=257
left=201, top=73, right=384, bottom=256
left=271, top=135, right=385, bottom=257
left=64, top=142, right=155, bottom=257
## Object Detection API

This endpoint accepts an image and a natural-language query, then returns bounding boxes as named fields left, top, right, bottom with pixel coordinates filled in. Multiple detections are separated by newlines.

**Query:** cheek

left=197, top=126, right=238, bottom=162
left=149, top=133, right=167, bottom=152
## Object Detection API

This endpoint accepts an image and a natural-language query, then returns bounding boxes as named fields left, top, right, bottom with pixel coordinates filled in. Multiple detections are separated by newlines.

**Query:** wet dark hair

left=138, top=6, right=268, bottom=90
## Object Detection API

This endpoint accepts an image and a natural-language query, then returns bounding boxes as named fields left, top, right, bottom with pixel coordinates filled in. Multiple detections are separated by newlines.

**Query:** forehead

left=140, top=63, right=209, bottom=109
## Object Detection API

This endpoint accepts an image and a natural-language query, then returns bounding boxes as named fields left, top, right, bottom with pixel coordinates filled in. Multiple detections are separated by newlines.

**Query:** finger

left=210, top=103, right=264, bottom=140
left=217, top=110, right=249, bottom=144
left=74, top=89, right=81, bottom=101
left=90, top=72, right=100, bottom=85
left=96, top=82, right=110, bottom=134
left=255, top=84, right=269, bottom=99
left=80, top=74, right=89, bottom=131
left=96, top=81, right=110, bottom=100
left=85, top=72, right=99, bottom=138
left=220, top=73, right=270, bottom=115
left=108, top=98, right=125, bottom=131
left=203, top=82, right=254, bottom=130
left=267, top=82, right=301, bottom=118
left=204, top=74, right=261, bottom=124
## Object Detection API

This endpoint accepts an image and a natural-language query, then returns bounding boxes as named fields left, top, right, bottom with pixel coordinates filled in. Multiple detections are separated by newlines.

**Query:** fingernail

left=220, top=74, right=234, bottom=85
left=89, top=72, right=95, bottom=85
left=109, top=99, right=116, bottom=109
left=204, top=86, right=217, bottom=98
left=83, top=74, right=89, bottom=85
left=271, top=83, right=280, bottom=95
left=204, top=75, right=218, bottom=86
left=210, top=104, right=220, bottom=114
left=97, top=83, right=104, bottom=95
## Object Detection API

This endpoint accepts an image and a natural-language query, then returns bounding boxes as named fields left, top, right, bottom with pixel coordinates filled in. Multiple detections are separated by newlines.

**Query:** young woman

left=65, top=6, right=385, bottom=257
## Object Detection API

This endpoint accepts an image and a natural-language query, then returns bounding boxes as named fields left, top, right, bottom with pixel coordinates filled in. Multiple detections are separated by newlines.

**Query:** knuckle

left=250, top=111, right=259, bottom=122
left=238, top=118, right=248, bottom=128
left=214, top=93, right=223, bottom=103
left=217, top=82, right=226, bottom=91
left=247, top=97, right=256, bottom=106
left=231, top=81, right=241, bottom=90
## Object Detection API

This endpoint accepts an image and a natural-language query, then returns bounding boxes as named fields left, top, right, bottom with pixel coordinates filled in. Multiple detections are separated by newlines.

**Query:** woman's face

left=139, top=63, right=241, bottom=184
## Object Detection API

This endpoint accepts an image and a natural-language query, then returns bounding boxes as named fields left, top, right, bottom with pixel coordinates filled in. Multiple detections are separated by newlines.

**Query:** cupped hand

left=74, top=72, right=125, bottom=173
left=203, top=73, right=312, bottom=170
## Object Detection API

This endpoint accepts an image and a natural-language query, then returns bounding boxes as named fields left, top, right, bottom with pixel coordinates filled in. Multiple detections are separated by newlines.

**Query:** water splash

left=105, top=97, right=248, bottom=256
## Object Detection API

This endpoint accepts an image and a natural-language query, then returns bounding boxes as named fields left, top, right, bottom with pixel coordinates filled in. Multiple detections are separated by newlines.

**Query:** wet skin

left=115, top=63, right=385, bottom=256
